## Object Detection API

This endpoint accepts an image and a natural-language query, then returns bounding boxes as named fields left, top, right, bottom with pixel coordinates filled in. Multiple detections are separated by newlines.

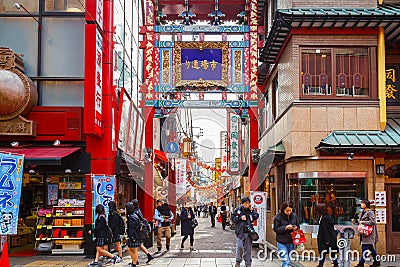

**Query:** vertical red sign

left=84, top=24, right=103, bottom=137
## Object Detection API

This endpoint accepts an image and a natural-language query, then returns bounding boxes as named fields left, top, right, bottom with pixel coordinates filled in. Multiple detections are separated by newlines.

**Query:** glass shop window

left=288, top=177, right=366, bottom=225
left=45, top=0, right=85, bottom=12
left=301, top=47, right=370, bottom=98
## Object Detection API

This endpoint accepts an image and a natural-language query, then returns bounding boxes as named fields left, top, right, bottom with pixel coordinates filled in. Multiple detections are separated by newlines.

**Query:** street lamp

left=13, top=3, right=41, bottom=30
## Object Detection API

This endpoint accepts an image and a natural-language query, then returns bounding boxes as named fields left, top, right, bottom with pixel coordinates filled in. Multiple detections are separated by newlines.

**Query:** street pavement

left=9, top=216, right=282, bottom=267
left=9, top=216, right=399, bottom=266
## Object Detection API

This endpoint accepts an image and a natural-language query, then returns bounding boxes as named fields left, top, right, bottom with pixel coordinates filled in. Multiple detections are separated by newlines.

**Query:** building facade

left=0, top=0, right=145, bottom=254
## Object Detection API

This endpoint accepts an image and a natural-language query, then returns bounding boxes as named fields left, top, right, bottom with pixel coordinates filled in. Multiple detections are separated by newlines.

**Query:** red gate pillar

left=140, top=107, right=155, bottom=220
left=249, top=107, right=259, bottom=191
left=248, top=0, right=259, bottom=191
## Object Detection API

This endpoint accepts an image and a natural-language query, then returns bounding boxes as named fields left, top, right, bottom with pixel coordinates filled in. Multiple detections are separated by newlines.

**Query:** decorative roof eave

left=316, top=118, right=400, bottom=154
left=259, top=4, right=400, bottom=65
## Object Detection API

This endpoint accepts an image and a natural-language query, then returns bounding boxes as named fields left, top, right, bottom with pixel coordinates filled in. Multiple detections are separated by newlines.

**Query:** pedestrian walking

left=107, top=201, right=123, bottom=263
left=219, top=201, right=228, bottom=230
left=203, top=205, right=208, bottom=218
left=126, top=202, right=141, bottom=267
left=273, top=202, right=298, bottom=267
left=88, top=204, right=119, bottom=266
left=355, top=200, right=380, bottom=267
left=131, top=199, right=154, bottom=264
left=316, top=203, right=338, bottom=267
left=180, top=202, right=196, bottom=251
left=209, top=202, right=217, bottom=227
left=154, top=199, right=174, bottom=253
left=232, top=197, right=259, bottom=267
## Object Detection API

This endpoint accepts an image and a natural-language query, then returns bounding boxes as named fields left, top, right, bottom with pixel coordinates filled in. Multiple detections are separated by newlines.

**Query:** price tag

left=66, top=204, right=71, bottom=207
left=65, top=224, right=71, bottom=227
left=64, top=236, right=69, bottom=239
left=67, top=213, right=73, bottom=216
left=37, top=225, right=42, bottom=229
left=47, top=225, right=52, bottom=229
left=46, top=213, right=52, bottom=217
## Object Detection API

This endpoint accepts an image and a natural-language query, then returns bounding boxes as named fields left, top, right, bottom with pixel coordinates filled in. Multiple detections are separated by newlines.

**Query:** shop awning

left=0, top=147, right=81, bottom=165
left=154, top=149, right=168, bottom=162
left=259, top=141, right=286, bottom=161
left=317, top=118, right=400, bottom=154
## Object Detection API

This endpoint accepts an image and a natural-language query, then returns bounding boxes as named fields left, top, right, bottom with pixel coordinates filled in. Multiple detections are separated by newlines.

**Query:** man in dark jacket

left=209, top=202, right=217, bottom=227
left=232, top=197, right=259, bottom=267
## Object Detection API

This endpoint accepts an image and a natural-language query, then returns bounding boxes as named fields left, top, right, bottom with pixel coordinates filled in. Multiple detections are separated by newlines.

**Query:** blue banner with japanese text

left=0, top=152, right=24, bottom=235
left=175, top=42, right=229, bottom=87
left=92, top=175, right=115, bottom=223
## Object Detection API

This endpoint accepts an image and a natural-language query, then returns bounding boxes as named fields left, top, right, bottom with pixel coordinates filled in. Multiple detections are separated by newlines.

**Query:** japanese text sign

left=0, top=152, right=24, bottom=235
left=229, top=113, right=240, bottom=173
left=92, top=175, right=115, bottom=221
left=174, top=42, right=228, bottom=87
left=250, top=191, right=267, bottom=243
left=386, top=65, right=399, bottom=103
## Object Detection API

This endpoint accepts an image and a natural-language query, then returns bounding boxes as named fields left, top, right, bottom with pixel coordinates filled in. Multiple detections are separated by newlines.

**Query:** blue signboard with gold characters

left=174, top=41, right=228, bottom=87
left=386, top=65, right=400, bottom=104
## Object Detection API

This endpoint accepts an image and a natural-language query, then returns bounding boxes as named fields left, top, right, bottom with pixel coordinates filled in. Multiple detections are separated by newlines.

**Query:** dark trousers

left=182, top=234, right=194, bottom=246
left=221, top=214, right=227, bottom=230
left=359, top=244, right=378, bottom=264
left=210, top=214, right=215, bottom=226
left=319, top=250, right=338, bottom=266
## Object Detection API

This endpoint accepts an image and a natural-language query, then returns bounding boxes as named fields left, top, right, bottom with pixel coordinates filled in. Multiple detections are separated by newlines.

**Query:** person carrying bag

left=232, top=197, right=259, bottom=267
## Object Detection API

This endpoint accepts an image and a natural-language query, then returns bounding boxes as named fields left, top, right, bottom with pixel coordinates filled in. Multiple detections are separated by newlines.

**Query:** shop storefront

left=287, top=172, right=367, bottom=227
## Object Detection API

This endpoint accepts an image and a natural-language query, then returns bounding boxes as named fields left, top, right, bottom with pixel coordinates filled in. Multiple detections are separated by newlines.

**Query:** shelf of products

left=34, top=208, right=54, bottom=254
left=51, top=200, right=85, bottom=254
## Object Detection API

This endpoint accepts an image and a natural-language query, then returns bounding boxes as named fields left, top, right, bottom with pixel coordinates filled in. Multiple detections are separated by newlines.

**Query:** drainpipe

left=378, top=26, right=386, bottom=131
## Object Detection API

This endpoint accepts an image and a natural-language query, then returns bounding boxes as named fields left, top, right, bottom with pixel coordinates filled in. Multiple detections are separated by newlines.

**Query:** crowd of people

left=88, top=197, right=381, bottom=267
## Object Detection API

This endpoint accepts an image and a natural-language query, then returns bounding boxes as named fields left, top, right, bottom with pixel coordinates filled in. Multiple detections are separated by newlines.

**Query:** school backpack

left=134, top=212, right=151, bottom=240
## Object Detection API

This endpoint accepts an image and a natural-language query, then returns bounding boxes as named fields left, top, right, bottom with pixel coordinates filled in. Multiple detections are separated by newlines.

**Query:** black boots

left=146, top=253, right=154, bottom=263
left=371, top=261, right=381, bottom=267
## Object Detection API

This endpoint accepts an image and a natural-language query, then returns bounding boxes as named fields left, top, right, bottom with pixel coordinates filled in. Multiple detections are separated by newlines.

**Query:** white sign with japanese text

left=220, top=131, right=228, bottom=171
left=175, top=159, right=187, bottom=197
left=250, top=191, right=267, bottom=244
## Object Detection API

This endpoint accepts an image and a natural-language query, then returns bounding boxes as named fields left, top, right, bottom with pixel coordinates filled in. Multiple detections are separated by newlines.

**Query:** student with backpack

left=132, top=199, right=154, bottom=264
left=88, top=204, right=119, bottom=266
left=107, top=201, right=123, bottom=263
left=126, top=202, right=141, bottom=267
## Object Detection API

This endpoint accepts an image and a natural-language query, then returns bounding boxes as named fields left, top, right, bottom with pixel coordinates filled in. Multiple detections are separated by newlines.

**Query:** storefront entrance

left=387, top=185, right=400, bottom=253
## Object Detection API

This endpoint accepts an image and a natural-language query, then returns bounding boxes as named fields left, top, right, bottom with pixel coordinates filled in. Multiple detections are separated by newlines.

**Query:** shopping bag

left=217, top=214, right=222, bottom=223
left=358, top=224, right=373, bottom=237
left=291, top=229, right=306, bottom=245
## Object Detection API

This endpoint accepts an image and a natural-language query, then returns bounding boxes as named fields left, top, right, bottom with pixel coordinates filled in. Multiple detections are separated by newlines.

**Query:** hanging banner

left=250, top=191, right=267, bottom=244
left=229, top=113, right=240, bottom=174
left=92, top=175, right=115, bottom=223
left=0, top=152, right=24, bottom=235
left=175, top=159, right=187, bottom=197
left=220, top=131, right=228, bottom=172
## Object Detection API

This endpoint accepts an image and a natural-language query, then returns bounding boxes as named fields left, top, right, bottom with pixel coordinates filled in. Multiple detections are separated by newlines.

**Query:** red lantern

left=197, top=161, right=202, bottom=166
left=206, top=165, right=210, bottom=169
left=202, top=163, right=207, bottom=168
left=210, top=167, right=215, bottom=171
left=189, top=156, right=196, bottom=163
left=216, top=167, right=221, bottom=172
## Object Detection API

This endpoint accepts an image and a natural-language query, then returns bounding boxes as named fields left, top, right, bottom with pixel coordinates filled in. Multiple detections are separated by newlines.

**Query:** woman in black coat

left=88, top=204, right=118, bottom=266
left=126, top=202, right=141, bottom=267
left=108, top=201, right=123, bottom=261
left=180, top=202, right=196, bottom=251
left=316, top=203, right=338, bottom=267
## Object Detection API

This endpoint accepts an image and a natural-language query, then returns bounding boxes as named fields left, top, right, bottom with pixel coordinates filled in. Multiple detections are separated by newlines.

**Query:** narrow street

left=9, top=217, right=281, bottom=266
